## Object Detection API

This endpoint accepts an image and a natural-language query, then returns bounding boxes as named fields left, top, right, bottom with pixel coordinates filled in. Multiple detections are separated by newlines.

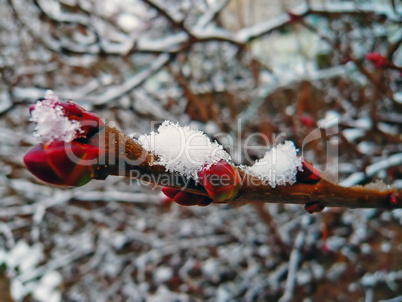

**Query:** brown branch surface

left=90, top=125, right=401, bottom=210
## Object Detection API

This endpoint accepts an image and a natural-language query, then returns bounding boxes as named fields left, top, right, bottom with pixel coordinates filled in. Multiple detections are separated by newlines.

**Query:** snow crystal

left=138, top=121, right=231, bottom=179
left=248, top=141, right=303, bottom=188
left=362, top=180, right=392, bottom=192
left=30, top=90, right=83, bottom=143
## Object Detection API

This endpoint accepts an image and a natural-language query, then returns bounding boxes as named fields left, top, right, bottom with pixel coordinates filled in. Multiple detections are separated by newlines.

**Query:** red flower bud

left=23, top=140, right=103, bottom=186
left=198, top=161, right=242, bottom=202
left=299, top=114, right=316, bottom=128
left=161, top=187, right=212, bottom=206
left=304, top=202, right=325, bottom=214
left=390, top=193, right=400, bottom=208
left=30, top=99, right=104, bottom=139
left=296, top=159, right=321, bottom=184
left=366, top=52, right=389, bottom=68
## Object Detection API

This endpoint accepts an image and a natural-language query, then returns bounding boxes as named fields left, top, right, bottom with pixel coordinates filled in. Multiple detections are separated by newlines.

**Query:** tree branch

left=90, top=125, right=402, bottom=210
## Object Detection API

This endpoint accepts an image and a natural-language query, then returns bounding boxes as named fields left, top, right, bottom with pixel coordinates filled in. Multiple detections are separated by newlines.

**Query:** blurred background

left=0, top=0, right=401, bottom=301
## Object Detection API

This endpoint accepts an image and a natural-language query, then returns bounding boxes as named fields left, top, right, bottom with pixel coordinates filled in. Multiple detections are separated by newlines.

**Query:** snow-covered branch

left=80, top=53, right=171, bottom=105
left=23, top=94, right=402, bottom=210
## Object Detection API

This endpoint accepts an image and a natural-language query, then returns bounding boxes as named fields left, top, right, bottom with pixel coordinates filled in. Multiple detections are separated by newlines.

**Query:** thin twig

left=279, top=215, right=311, bottom=302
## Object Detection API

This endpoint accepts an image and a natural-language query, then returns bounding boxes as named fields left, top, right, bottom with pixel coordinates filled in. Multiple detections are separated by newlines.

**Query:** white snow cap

left=248, top=141, right=303, bottom=187
left=138, top=121, right=231, bottom=179
left=30, top=90, right=83, bottom=143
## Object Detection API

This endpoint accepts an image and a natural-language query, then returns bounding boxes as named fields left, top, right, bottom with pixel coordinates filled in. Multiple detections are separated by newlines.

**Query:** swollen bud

left=304, top=202, right=325, bottom=214
left=296, top=159, right=321, bottom=184
left=161, top=187, right=212, bottom=206
left=198, top=160, right=242, bottom=202
left=23, top=140, right=103, bottom=186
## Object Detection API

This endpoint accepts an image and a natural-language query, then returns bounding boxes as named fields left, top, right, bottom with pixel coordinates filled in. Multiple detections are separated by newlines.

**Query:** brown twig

left=90, top=125, right=402, bottom=210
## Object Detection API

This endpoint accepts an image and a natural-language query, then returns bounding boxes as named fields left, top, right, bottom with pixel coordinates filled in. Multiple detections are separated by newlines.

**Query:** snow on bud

left=198, top=160, right=242, bottom=202
left=30, top=90, right=104, bottom=143
left=23, top=140, right=103, bottom=187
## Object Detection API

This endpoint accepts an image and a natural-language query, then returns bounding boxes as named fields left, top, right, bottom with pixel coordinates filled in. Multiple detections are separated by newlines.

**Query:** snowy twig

left=23, top=92, right=401, bottom=210
left=11, top=0, right=398, bottom=61
left=90, top=125, right=402, bottom=210
left=279, top=215, right=311, bottom=302
left=80, top=53, right=171, bottom=105
left=195, top=0, right=230, bottom=29
left=361, top=270, right=402, bottom=302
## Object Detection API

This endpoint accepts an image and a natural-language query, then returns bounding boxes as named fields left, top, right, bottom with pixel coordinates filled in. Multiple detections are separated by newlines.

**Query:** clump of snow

left=138, top=121, right=231, bottom=179
left=30, top=90, right=83, bottom=143
left=248, top=141, right=303, bottom=188
left=353, top=179, right=394, bottom=192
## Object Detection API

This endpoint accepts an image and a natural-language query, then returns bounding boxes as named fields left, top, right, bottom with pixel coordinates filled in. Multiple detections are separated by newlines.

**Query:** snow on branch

left=248, top=141, right=303, bottom=188
left=194, top=0, right=230, bottom=29
left=310, top=3, right=401, bottom=22
left=12, top=0, right=398, bottom=59
left=34, top=0, right=91, bottom=26
left=23, top=92, right=402, bottom=210
left=138, top=120, right=231, bottom=179
left=80, top=53, right=170, bottom=105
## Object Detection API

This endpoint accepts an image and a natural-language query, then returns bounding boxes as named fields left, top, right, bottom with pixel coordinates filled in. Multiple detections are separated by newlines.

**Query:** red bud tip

left=366, top=52, right=389, bottom=68
left=24, top=140, right=103, bottom=187
left=162, top=188, right=212, bottom=206
left=299, top=114, right=316, bottom=128
left=390, top=193, right=399, bottom=208
left=161, top=187, right=180, bottom=199
left=296, top=159, right=321, bottom=184
left=304, top=202, right=325, bottom=214
left=198, top=161, right=242, bottom=202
